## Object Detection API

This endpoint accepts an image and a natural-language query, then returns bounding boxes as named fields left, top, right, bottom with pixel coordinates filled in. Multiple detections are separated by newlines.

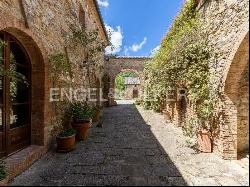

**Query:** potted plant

left=0, top=160, right=8, bottom=186
left=197, top=126, right=212, bottom=153
left=194, top=101, right=214, bottom=153
left=56, top=128, right=76, bottom=153
left=92, top=105, right=103, bottom=122
left=70, top=102, right=94, bottom=141
left=162, top=109, right=171, bottom=122
left=186, top=116, right=212, bottom=153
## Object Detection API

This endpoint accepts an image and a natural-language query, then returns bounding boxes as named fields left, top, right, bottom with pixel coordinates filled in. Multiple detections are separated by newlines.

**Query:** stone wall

left=124, top=84, right=141, bottom=100
left=0, top=0, right=108, bottom=148
left=198, top=0, right=249, bottom=159
left=166, top=0, right=249, bottom=159
left=105, top=57, right=148, bottom=105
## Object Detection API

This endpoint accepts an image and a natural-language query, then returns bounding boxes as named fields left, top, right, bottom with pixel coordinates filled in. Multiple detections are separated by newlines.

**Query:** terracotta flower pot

left=162, top=110, right=171, bottom=122
left=72, top=119, right=92, bottom=141
left=93, top=110, right=102, bottom=122
left=0, top=177, right=8, bottom=186
left=56, top=134, right=76, bottom=153
left=197, top=129, right=212, bottom=153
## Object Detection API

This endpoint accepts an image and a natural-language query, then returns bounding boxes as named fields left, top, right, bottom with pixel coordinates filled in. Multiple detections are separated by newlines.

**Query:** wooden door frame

left=0, top=31, right=31, bottom=157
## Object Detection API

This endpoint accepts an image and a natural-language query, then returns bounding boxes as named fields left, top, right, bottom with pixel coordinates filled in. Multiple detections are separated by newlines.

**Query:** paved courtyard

left=10, top=101, right=249, bottom=186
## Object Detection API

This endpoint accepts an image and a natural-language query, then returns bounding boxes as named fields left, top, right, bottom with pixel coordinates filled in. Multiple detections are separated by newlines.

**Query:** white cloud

left=150, top=45, right=160, bottom=55
left=105, top=25, right=123, bottom=54
left=124, top=46, right=129, bottom=56
left=97, top=0, right=109, bottom=7
left=129, top=37, right=147, bottom=52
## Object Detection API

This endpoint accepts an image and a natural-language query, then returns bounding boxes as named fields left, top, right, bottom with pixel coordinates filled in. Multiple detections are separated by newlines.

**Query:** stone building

left=0, top=0, right=108, bottom=181
left=124, top=77, right=141, bottom=100
left=104, top=56, right=148, bottom=105
left=165, top=0, right=249, bottom=160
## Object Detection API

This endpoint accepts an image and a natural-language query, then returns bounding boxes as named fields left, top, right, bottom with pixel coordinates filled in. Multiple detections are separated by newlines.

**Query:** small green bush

left=68, top=102, right=96, bottom=121
left=134, top=98, right=142, bottom=105
left=58, top=128, right=76, bottom=138
left=0, top=160, right=7, bottom=180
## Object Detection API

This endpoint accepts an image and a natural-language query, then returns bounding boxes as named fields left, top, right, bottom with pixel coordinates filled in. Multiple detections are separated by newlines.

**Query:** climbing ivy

left=144, top=0, right=218, bottom=132
left=49, top=52, right=72, bottom=84
left=72, top=28, right=107, bottom=65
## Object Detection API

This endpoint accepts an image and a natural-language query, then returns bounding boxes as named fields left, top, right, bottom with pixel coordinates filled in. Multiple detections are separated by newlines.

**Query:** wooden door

left=0, top=31, right=31, bottom=158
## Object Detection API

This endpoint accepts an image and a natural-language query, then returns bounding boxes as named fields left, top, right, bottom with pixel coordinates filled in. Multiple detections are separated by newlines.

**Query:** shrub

left=0, top=160, right=7, bottom=180
left=58, top=128, right=76, bottom=138
left=68, top=102, right=96, bottom=121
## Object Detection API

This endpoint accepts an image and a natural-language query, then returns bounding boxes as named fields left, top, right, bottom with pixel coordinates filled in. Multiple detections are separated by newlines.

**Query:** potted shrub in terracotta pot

left=186, top=116, right=212, bottom=153
left=162, top=109, right=171, bottom=122
left=56, top=128, right=76, bottom=153
left=196, top=100, right=215, bottom=153
left=0, top=160, right=8, bottom=186
left=92, top=105, right=103, bottom=122
left=197, top=128, right=212, bottom=153
left=70, top=102, right=94, bottom=141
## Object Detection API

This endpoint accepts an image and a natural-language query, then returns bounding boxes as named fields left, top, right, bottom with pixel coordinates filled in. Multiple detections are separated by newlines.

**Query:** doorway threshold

left=3, top=145, right=46, bottom=185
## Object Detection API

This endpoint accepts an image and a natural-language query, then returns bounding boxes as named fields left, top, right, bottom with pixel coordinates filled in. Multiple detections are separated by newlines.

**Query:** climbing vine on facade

left=143, top=0, right=219, bottom=135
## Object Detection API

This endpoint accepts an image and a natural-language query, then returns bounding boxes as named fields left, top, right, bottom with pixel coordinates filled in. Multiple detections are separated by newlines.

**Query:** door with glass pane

left=0, top=31, right=31, bottom=158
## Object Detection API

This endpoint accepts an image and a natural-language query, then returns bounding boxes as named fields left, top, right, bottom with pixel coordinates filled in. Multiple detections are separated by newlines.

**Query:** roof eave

left=93, top=0, right=109, bottom=45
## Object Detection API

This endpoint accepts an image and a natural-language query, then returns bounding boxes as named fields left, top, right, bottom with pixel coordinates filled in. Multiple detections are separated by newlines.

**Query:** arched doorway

left=0, top=31, right=31, bottom=157
left=114, top=70, right=141, bottom=100
left=224, top=32, right=249, bottom=158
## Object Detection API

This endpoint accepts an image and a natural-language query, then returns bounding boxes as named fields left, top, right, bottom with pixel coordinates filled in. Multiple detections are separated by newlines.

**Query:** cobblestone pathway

left=10, top=101, right=249, bottom=186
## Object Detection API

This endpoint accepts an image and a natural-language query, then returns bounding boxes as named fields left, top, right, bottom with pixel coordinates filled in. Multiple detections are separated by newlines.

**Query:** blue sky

left=97, top=0, right=184, bottom=56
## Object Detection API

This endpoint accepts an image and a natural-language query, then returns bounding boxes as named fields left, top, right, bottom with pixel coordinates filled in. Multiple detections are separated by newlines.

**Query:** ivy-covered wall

left=200, top=0, right=249, bottom=160
left=143, top=0, right=249, bottom=160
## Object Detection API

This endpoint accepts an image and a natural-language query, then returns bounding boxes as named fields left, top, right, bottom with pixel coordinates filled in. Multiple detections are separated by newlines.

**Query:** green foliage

left=115, top=74, right=125, bottom=92
left=68, top=102, right=96, bottom=121
left=0, top=40, right=28, bottom=85
left=58, top=128, right=76, bottom=138
left=49, top=53, right=72, bottom=81
left=0, top=160, right=7, bottom=180
left=183, top=117, right=199, bottom=138
left=72, top=28, right=106, bottom=63
left=144, top=0, right=217, bottom=128
left=115, top=71, right=139, bottom=95
left=134, top=98, right=143, bottom=105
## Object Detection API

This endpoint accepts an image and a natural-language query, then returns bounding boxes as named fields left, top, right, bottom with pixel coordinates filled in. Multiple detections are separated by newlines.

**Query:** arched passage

left=0, top=28, right=46, bottom=158
left=104, top=57, right=148, bottom=106
left=114, top=69, right=142, bottom=100
left=224, top=32, right=249, bottom=158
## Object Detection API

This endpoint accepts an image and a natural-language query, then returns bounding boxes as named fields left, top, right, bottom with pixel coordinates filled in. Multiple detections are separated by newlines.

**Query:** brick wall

left=165, top=0, right=249, bottom=159
left=0, top=0, right=107, bottom=148
left=195, top=0, right=249, bottom=159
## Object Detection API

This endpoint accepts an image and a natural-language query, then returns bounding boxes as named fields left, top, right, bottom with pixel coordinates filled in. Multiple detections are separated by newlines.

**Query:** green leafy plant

left=143, top=0, right=218, bottom=135
left=49, top=52, right=72, bottom=82
left=0, top=160, right=7, bottom=180
left=58, top=128, right=76, bottom=138
left=69, top=102, right=96, bottom=121
left=72, top=28, right=107, bottom=64
left=134, top=98, right=143, bottom=105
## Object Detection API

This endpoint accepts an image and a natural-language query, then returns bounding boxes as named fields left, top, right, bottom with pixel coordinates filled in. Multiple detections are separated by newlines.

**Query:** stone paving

left=10, top=100, right=249, bottom=186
